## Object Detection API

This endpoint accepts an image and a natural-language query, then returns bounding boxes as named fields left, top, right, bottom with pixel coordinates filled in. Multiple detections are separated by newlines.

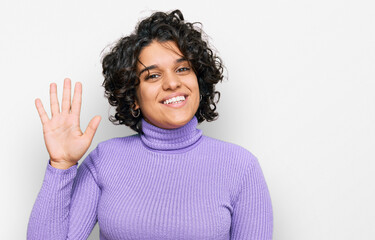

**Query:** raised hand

left=35, top=78, right=101, bottom=169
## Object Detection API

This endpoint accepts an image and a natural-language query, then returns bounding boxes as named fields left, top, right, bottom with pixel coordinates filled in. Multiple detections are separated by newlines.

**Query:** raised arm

left=34, top=78, right=101, bottom=169
left=27, top=78, right=101, bottom=239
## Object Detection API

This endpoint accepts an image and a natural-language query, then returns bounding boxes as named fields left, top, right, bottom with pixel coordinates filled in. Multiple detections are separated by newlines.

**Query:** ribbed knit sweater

left=27, top=116, right=273, bottom=240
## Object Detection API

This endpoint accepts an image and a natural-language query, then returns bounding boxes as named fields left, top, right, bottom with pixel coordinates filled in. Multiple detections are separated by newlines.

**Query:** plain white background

left=1, top=0, right=374, bottom=239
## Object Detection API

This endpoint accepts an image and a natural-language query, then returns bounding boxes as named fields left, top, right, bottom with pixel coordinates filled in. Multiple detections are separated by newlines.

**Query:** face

left=135, top=40, right=200, bottom=129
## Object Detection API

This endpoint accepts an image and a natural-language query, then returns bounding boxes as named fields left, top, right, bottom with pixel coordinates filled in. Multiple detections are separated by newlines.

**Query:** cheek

left=190, top=78, right=200, bottom=97
left=137, top=84, right=158, bottom=107
left=189, top=78, right=200, bottom=108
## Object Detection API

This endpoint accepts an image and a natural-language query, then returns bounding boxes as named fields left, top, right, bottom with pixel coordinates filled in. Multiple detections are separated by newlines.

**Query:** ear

left=133, top=99, right=140, bottom=110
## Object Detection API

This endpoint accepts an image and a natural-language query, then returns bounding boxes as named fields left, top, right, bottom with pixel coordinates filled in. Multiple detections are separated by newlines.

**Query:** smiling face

left=134, top=40, right=200, bottom=129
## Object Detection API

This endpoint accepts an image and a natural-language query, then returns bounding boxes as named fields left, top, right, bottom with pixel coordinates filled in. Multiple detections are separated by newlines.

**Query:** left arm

left=230, top=157, right=273, bottom=239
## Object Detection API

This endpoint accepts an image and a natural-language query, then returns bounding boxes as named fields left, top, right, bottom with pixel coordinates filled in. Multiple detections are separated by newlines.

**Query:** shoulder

left=199, top=135, right=261, bottom=181
left=200, top=135, right=258, bottom=165
left=200, top=136, right=266, bottom=203
left=96, top=134, right=140, bottom=153
left=81, top=134, right=140, bottom=167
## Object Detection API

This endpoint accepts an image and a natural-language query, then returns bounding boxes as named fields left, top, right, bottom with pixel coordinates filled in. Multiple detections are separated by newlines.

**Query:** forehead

left=137, top=41, right=184, bottom=69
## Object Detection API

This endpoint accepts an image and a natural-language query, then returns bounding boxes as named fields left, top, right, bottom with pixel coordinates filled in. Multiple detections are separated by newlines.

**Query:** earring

left=200, top=94, right=203, bottom=102
left=131, top=108, right=140, bottom=118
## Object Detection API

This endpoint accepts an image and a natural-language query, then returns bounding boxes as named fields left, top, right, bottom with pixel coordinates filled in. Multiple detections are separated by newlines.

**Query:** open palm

left=35, top=78, right=101, bottom=169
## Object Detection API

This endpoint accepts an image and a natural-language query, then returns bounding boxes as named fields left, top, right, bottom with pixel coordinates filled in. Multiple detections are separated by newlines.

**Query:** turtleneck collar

left=140, top=116, right=202, bottom=153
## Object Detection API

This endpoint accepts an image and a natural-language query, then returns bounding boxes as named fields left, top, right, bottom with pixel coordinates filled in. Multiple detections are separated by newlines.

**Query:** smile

left=163, top=95, right=186, bottom=104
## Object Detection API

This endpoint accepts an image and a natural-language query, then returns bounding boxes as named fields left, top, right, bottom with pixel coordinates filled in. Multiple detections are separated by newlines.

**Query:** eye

left=176, top=67, right=190, bottom=73
left=145, top=74, right=160, bottom=80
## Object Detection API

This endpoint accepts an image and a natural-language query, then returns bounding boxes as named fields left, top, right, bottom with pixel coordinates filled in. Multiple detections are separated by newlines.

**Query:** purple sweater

left=27, top=117, right=273, bottom=239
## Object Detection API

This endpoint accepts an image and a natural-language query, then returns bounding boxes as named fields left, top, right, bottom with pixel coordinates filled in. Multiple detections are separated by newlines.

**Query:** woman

left=28, top=10, right=273, bottom=239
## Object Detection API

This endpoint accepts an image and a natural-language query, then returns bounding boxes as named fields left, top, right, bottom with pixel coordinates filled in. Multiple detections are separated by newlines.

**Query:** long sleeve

left=28, top=118, right=274, bottom=239
left=230, top=157, right=273, bottom=239
left=27, top=148, right=101, bottom=240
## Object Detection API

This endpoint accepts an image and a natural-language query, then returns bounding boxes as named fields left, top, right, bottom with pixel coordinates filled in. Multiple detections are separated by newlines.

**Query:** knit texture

left=27, top=117, right=273, bottom=239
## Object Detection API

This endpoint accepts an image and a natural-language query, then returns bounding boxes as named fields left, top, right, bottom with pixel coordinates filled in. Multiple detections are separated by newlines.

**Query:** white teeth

left=163, top=95, right=186, bottom=104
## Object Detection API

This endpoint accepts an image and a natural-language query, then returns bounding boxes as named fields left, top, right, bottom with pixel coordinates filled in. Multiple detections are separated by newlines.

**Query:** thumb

left=83, top=115, right=101, bottom=142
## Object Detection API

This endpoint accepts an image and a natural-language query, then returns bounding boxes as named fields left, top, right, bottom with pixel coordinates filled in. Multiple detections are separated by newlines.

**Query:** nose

left=162, top=72, right=181, bottom=91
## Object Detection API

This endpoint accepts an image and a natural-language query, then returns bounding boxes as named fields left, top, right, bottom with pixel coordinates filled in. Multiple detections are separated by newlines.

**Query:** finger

left=71, top=82, right=82, bottom=118
left=50, top=83, right=60, bottom=117
left=35, top=98, right=50, bottom=125
left=61, top=78, right=71, bottom=113
left=83, top=115, right=101, bottom=143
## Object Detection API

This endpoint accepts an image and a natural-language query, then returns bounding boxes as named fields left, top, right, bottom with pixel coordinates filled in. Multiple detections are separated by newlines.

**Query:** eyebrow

left=138, top=57, right=188, bottom=77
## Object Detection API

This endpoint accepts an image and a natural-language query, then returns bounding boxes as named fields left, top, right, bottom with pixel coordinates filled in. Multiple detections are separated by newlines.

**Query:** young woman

left=28, top=10, right=273, bottom=240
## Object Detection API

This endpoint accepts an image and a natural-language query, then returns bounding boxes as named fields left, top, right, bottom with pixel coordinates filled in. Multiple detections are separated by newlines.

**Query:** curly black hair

left=102, top=9, right=224, bottom=133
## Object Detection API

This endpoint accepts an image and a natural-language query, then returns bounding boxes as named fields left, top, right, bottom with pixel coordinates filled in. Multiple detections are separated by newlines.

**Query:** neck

left=140, top=116, right=202, bottom=153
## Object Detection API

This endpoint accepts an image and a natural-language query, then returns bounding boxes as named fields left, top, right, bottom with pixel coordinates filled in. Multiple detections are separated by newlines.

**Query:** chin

left=162, top=114, right=194, bottom=129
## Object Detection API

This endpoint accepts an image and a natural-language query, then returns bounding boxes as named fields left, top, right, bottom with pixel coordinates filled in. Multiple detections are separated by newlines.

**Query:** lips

left=160, top=93, right=188, bottom=103
left=164, top=95, right=185, bottom=104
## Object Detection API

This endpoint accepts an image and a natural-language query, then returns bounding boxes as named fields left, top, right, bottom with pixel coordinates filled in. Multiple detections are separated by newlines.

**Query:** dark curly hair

left=102, top=9, right=224, bottom=133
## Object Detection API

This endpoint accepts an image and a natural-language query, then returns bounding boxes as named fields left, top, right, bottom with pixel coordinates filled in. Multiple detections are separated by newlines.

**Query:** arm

left=27, top=78, right=101, bottom=239
left=27, top=148, right=101, bottom=240
left=230, top=157, right=273, bottom=240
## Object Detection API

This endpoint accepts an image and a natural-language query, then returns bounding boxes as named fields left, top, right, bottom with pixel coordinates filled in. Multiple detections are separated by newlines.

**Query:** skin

left=135, top=40, right=200, bottom=129
left=35, top=41, right=199, bottom=169
left=35, top=79, right=101, bottom=169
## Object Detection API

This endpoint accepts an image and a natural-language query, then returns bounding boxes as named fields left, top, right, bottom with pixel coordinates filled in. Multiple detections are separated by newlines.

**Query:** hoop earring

left=131, top=108, right=140, bottom=118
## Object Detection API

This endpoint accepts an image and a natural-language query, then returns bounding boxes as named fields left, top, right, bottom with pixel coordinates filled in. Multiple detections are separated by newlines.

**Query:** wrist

left=50, top=160, right=76, bottom=170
